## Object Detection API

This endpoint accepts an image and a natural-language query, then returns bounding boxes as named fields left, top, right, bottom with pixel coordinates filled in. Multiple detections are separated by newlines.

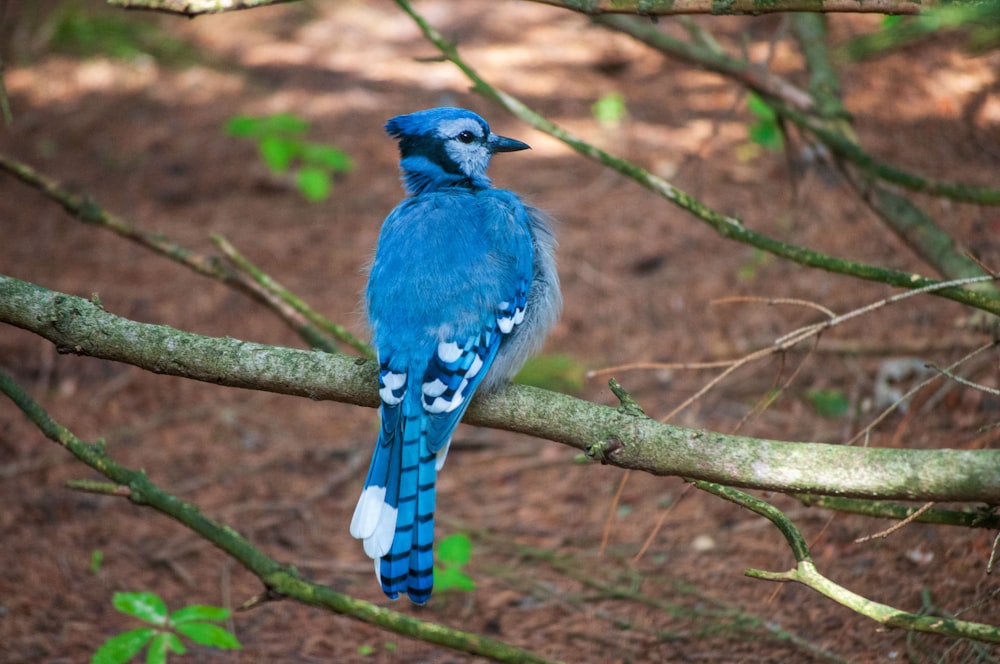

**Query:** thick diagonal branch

left=4, top=273, right=999, bottom=503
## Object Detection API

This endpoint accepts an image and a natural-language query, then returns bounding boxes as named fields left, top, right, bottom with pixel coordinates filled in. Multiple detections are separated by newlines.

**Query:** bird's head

left=386, top=107, right=529, bottom=193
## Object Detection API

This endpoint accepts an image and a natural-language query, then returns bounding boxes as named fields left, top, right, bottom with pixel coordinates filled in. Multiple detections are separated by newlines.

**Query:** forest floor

left=2, top=1, right=1000, bottom=662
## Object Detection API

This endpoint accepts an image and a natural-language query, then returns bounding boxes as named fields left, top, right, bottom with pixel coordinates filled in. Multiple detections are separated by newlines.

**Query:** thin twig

left=847, top=342, right=997, bottom=446
left=212, top=234, right=373, bottom=357
left=854, top=501, right=936, bottom=543
left=0, top=153, right=343, bottom=354
left=927, top=363, right=1000, bottom=397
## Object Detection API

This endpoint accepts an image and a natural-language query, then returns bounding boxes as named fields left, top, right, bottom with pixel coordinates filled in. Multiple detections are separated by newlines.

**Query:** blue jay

left=350, top=107, right=561, bottom=604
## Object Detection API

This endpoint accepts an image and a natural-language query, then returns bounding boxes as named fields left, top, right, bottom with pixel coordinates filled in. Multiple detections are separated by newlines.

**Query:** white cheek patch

left=444, top=142, right=491, bottom=179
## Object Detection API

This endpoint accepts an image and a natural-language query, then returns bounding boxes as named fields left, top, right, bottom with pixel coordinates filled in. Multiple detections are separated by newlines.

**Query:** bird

left=350, top=107, right=561, bottom=604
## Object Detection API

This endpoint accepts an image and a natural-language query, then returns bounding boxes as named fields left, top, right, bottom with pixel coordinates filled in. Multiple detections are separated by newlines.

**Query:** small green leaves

left=173, top=622, right=241, bottom=649
left=92, top=628, right=157, bottom=664
left=92, top=592, right=241, bottom=664
left=113, top=592, right=169, bottom=626
left=746, top=93, right=783, bottom=152
left=168, top=605, right=230, bottom=624
left=90, top=549, right=104, bottom=574
left=296, top=167, right=333, bottom=203
left=435, top=533, right=476, bottom=593
left=592, top=92, right=627, bottom=127
left=224, top=112, right=310, bottom=137
left=223, top=113, right=353, bottom=203
left=806, top=388, right=850, bottom=418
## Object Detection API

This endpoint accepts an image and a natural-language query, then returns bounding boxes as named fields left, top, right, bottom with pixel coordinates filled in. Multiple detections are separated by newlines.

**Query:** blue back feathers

left=350, top=107, right=560, bottom=604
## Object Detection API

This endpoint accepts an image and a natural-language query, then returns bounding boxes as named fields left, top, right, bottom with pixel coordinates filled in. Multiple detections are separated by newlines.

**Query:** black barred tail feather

left=352, top=400, right=437, bottom=604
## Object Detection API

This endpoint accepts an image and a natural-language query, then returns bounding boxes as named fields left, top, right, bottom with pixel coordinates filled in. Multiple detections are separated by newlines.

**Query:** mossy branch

left=3, top=273, right=1000, bottom=504
left=795, top=495, right=1000, bottom=529
left=528, top=0, right=924, bottom=16
left=103, top=0, right=926, bottom=17
left=696, top=481, right=1000, bottom=643
left=0, top=153, right=371, bottom=355
left=0, top=368, right=560, bottom=664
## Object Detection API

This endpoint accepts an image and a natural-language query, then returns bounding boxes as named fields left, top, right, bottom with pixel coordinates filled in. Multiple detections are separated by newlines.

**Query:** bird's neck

left=399, top=155, right=491, bottom=195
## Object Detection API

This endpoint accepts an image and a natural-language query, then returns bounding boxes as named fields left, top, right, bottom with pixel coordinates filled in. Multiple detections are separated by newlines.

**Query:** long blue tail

left=352, top=330, right=504, bottom=603
left=378, top=402, right=436, bottom=604
left=350, top=392, right=438, bottom=604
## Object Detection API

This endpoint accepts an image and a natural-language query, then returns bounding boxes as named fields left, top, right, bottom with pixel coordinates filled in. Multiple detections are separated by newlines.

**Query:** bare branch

left=105, top=0, right=299, bottom=16
left=529, top=0, right=924, bottom=16
left=697, top=481, right=1000, bottom=643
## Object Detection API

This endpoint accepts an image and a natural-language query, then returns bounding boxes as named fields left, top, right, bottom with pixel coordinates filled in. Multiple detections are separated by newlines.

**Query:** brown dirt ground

left=2, top=2, right=1000, bottom=662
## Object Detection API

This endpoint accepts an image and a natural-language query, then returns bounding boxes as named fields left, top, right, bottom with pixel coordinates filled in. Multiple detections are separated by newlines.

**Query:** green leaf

left=748, top=121, right=783, bottom=152
left=807, top=389, right=850, bottom=418
left=358, top=644, right=375, bottom=656
left=300, top=144, right=354, bottom=172
left=90, top=549, right=104, bottom=574
left=91, top=627, right=156, bottom=664
left=435, top=566, right=476, bottom=592
left=225, top=113, right=309, bottom=138
left=174, top=622, right=242, bottom=649
left=145, top=632, right=185, bottom=664
left=437, top=533, right=472, bottom=566
left=258, top=136, right=299, bottom=174
left=514, top=353, right=585, bottom=393
left=169, top=605, right=230, bottom=624
left=223, top=115, right=264, bottom=138
left=592, top=92, right=627, bottom=126
left=164, top=633, right=185, bottom=656
left=746, top=93, right=783, bottom=152
left=113, top=592, right=169, bottom=626
left=746, top=92, right=777, bottom=121
left=296, top=167, right=332, bottom=202
left=259, top=112, right=310, bottom=135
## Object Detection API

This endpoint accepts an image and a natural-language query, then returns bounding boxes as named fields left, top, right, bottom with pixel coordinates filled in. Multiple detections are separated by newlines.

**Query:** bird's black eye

left=457, top=130, right=476, bottom=144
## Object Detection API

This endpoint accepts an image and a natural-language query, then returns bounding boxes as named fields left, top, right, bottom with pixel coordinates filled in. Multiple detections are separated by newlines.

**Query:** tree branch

left=4, top=273, right=1000, bottom=503
left=0, top=152, right=369, bottom=355
left=697, top=481, right=1000, bottom=643
left=787, top=14, right=998, bottom=300
left=528, top=0, right=925, bottom=16
left=105, top=0, right=300, bottom=16
left=0, top=368, right=559, bottom=664
left=393, top=0, right=1000, bottom=316
left=794, top=495, right=1000, bottom=529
